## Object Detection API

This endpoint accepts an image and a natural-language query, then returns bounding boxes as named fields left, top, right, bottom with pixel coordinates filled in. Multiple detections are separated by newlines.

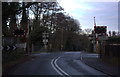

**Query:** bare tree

left=84, top=28, right=92, bottom=35
left=112, top=31, right=116, bottom=36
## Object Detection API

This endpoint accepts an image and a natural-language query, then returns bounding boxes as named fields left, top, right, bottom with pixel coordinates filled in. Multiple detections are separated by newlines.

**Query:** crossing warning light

left=94, top=26, right=107, bottom=35
left=13, top=29, right=25, bottom=37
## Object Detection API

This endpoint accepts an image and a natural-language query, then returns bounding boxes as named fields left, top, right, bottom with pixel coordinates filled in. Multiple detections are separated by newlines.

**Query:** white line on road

left=54, top=57, right=70, bottom=76
left=80, top=54, right=82, bottom=60
left=81, top=55, right=82, bottom=60
left=51, top=59, right=64, bottom=76
left=51, top=56, right=72, bottom=77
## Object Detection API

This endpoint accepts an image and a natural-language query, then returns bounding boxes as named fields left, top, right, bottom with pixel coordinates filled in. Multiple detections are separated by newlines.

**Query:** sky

left=59, top=0, right=118, bottom=32
left=5, top=0, right=118, bottom=32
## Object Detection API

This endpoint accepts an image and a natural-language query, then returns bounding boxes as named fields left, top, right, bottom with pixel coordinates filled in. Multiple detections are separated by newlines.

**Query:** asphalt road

left=4, top=51, right=110, bottom=77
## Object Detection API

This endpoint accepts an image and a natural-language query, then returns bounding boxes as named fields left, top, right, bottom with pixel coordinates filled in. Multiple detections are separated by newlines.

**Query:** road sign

left=7, top=46, right=10, bottom=51
left=88, top=35, right=93, bottom=40
left=42, top=31, right=49, bottom=50
left=98, top=35, right=108, bottom=41
left=94, top=26, right=107, bottom=35
left=43, top=39, right=48, bottom=42
left=2, top=45, right=17, bottom=51
left=43, top=33, right=49, bottom=38
left=13, top=29, right=25, bottom=37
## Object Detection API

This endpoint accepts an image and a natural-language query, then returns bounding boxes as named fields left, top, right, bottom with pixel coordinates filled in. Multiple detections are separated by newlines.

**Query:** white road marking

left=54, top=57, right=70, bottom=76
left=51, top=56, right=72, bottom=77
left=51, top=59, right=64, bottom=77
left=80, top=54, right=82, bottom=60
left=85, top=54, right=99, bottom=58
left=65, top=52, right=81, bottom=54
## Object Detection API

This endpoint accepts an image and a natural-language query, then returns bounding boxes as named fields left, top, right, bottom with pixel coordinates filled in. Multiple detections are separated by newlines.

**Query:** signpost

left=93, top=17, right=107, bottom=53
left=94, top=26, right=107, bottom=53
left=42, top=31, right=49, bottom=50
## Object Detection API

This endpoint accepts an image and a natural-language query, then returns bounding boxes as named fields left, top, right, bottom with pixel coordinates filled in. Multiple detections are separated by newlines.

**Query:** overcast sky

left=59, top=0, right=118, bottom=32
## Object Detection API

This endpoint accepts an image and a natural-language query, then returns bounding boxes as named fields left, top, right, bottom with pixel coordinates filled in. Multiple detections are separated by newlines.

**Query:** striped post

left=96, top=34, right=99, bottom=53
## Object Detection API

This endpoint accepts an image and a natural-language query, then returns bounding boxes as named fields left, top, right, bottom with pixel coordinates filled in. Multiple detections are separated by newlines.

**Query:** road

left=4, top=51, right=110, bottom=77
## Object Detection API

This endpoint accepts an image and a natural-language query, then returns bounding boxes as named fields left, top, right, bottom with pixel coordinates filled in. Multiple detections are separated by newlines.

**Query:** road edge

left=2, top=55, right=37, bottom=75
left=80, top=53, right=117, bottom=77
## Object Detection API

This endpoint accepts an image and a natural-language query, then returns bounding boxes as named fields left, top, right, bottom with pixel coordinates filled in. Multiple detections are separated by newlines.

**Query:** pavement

left=81, top=52, right=120, bottom=77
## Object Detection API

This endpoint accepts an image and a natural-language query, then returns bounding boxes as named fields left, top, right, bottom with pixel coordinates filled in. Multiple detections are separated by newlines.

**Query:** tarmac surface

left=3, top=51, right=119, bottom=77
left=81, top=52, right=120, bottom=77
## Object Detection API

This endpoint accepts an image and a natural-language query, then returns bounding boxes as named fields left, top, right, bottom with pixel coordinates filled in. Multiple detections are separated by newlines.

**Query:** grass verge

left=2, top=48, right=37, bottom=73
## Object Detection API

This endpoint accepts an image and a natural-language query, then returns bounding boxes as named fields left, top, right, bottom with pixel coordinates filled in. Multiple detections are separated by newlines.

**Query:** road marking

left=51, top=57, right=72, bottom=77
left=54, top=57, right=70, bottom=76
left=80, top=54, right=82, bottom=60
left=51, top=59, right=64, bottom=76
